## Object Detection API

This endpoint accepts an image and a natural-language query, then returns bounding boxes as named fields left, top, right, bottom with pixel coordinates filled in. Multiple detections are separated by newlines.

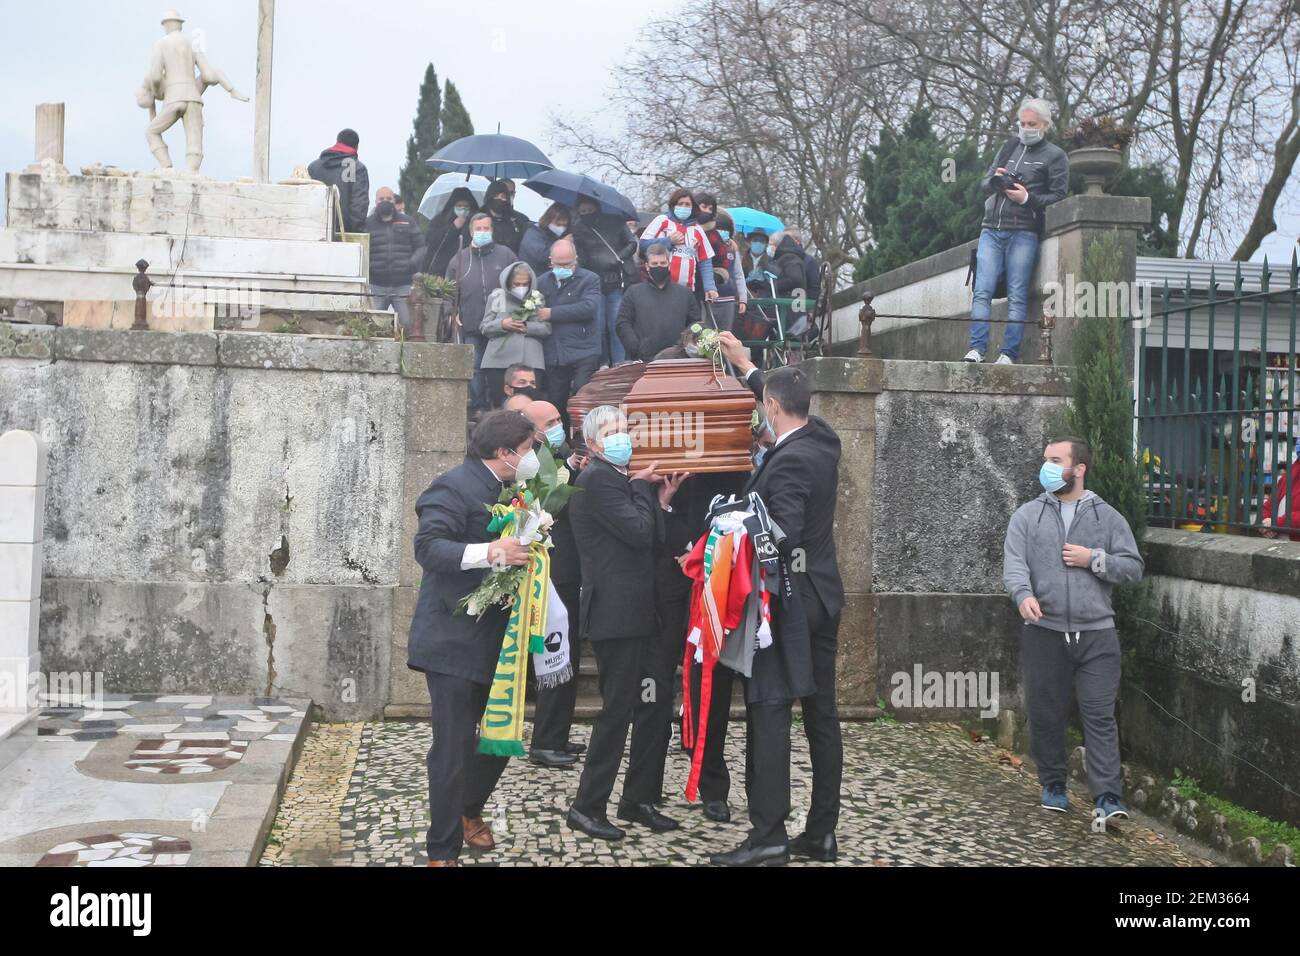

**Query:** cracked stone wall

left=0, top=322, right=470, bottom=719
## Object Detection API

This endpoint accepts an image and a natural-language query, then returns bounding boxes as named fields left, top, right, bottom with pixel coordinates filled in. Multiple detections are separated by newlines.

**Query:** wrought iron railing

left=1137, top=254, right=1299, bottom=533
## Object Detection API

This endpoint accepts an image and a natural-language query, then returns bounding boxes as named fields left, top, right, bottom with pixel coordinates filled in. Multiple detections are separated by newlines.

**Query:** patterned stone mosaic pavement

left=0, top=694, right=310, bottom=867
left=262, top=719, right=1220, bottom=867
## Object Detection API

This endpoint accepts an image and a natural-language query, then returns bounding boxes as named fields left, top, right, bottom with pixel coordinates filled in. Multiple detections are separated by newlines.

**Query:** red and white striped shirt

left=641, top=215, right=715, bottom=290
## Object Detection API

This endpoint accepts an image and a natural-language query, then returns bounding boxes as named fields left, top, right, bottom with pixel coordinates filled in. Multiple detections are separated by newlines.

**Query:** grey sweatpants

left=1020, top=624, right=1122, bottom=798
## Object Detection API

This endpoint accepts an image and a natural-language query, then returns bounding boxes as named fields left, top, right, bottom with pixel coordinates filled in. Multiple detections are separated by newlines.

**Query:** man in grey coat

left=447, top=213, right=518, bottom=410
left=1003, top=436, right=1144, bottom=826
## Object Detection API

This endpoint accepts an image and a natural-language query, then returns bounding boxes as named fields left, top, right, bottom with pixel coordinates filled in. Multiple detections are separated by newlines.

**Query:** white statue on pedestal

left=137, top=9, right=249, bottom=173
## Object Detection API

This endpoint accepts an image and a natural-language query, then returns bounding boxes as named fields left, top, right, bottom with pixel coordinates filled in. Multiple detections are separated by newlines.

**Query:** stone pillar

left=253, top=0, right=275, bottom=184
left=1040, top=193, right=1152, bottom=372
left=35, top=103, right=64, bottom=164
left=387, top=341, right=473, bottom=716
left=0, top=429, right=46, bottom=768
left=802, top=356, right=883, bottom=707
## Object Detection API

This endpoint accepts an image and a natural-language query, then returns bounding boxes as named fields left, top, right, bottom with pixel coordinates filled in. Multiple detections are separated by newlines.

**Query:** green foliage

left=1172, top=769, right=1300, bottom=858
left=854, top=110, right=986, bottom=281
left=398, top=64, right=443, bottom=225
left=1070, top=163, right=1179, bottom=257
left=340, top=314, right=383, bottom=339
left=1066, top=230, right=1161, bottom=647
left=438, top=81, right=474, bottom=151
left=874, top=699, right=898, bottom=724
left=272, top=315, right=304, bottom=334
left=421, top=274, right=458, bottom=300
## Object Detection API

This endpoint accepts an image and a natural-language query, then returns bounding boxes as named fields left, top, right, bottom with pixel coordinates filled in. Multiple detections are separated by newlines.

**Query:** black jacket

left=616, top=279, right=700, bottom=361
left=488, top=205, right=532, bottom=253
left=364, top=212, right=424, bottom=287
left=548, top=443, right=583, bottom=587
left=980, top=137, right=1070, bottom=233
left=769, top=235, right=809, bottom=297
left=537, top=267, right=602, bottom=366
left=422, top=214, right=471, bottom=278
left=572, top=213, right=638, bottom=291
left=308, top=147, right=370, bottom=233
left=407, top=457, right=510, bottom=683
left=742, top=371, right=845, bottom=621
left=569, top=457, right=664, bottom=640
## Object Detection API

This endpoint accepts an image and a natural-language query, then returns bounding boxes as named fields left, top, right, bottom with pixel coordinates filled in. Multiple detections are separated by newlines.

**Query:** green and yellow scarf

left=478, top=543, right=550, bottom=757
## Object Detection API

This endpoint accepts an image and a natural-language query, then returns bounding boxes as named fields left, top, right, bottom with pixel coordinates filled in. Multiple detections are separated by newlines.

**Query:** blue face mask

left=751, top=241, right=766, bottom=255
left=545, top=424, right=566, bottom=449
left=471, top=231, right=492, bottom=248
left=673, top=206, right=693, bottom=221
left=718, top=230, right=731, bottom=242
left=552, top=266, right=574, bottom=281
left=753, top=446, right=767, bottom=469
left=1038, top=461, right=1067, bottom=493
left=601, top=432, right=633, bottom=466
left=453, top=205, right=470, bottom=218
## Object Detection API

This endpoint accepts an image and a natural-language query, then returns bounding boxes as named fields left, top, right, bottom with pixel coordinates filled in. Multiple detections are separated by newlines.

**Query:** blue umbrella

left=522, top=169, right=638, bottom=219
left=727, top=207, right=785, bottom=235
left=426, top=134, right=554, bottom=181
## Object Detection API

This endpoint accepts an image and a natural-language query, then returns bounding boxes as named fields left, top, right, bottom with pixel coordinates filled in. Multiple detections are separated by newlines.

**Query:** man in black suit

left=565, top=404, right=687, bottom=840
left=522, top=399, right=585, bottom=768
left=408, top=409, right=541, bottom=867
left=712, top=331, right=846, bottom=866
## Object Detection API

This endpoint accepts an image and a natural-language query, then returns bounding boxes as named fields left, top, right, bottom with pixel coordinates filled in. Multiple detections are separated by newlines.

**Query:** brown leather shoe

left=462, top=816, right=496, bottom=850
left=426, top=858, right=460, bottom=867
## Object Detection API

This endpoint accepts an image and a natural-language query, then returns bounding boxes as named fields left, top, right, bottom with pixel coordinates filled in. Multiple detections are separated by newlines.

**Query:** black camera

left=990, top=169, right=1026, bottom=192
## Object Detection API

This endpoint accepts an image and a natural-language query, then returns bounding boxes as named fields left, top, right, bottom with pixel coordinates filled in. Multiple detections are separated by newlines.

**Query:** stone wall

left=803, top=357, right=1074, bottom=717
left=0, top=322, right=470, bottom=720
left=1125, top=528, right=1300, bottom=826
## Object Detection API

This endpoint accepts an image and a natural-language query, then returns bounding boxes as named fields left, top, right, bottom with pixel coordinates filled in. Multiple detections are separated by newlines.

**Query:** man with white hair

left=565, top=405, right=687, bottom=841
left=965, top=97, right=1070, bottom=365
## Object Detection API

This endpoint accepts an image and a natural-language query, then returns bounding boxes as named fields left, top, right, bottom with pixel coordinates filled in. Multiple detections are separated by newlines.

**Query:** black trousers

left=572, top=635, right=663, bottom=815
left=547, top=357, right=600, bottom=430
left=744, top=598, right=844, bottom=846
left=530, top=581, right=583, bottom=752
left=423, top=670, right=510, bottom=860
left=643, top=593, right=732, bottom=803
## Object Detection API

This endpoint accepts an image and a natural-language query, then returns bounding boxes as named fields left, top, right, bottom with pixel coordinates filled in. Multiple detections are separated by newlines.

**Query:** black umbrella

left=426, top=134, right=554, bottom=181
left=522, top=169, right=638, bottom=219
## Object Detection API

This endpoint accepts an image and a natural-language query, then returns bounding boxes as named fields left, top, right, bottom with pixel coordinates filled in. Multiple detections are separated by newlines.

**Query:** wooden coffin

left=626, top=359, right=756, bottom=473
left=566, top=362, right=647, bottom=443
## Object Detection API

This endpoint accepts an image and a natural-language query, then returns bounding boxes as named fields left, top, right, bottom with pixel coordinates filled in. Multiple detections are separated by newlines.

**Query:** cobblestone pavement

left=262, top=719, right=1217, bottom=867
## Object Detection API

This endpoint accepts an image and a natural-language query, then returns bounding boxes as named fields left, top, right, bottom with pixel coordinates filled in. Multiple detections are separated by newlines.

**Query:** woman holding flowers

left=480, top=261, right=551, bottom=408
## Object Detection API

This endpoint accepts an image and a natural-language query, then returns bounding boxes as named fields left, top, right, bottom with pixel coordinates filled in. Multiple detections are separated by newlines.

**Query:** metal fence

left=1136, top=254, right=1299, bottom=533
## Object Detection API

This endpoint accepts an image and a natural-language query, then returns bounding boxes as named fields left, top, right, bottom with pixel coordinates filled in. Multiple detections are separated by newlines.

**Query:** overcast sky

left=0, top=0, right=1295, bottom=262
left=0, top=0, right=648, bottom=204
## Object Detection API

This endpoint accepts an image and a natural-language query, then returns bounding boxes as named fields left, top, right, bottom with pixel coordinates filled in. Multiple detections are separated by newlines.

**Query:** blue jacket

left=537, top=267, right=601, bottom=366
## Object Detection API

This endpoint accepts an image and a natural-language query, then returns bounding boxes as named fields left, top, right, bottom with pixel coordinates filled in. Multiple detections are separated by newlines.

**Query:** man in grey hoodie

left=1003, top=437, right=1144, bottom=824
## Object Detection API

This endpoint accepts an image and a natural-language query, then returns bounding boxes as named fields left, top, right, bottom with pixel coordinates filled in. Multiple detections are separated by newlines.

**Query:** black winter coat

left=364, top=212, right=424, bottom=287
left=308, top=147, right=370, bottom=233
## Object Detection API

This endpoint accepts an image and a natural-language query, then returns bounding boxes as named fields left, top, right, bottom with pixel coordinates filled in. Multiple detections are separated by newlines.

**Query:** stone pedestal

left=0, top=429, right=45, bottom=770
left=32, top=104, right=66, bottom=172
left=0, top=169, right=368, bottom=328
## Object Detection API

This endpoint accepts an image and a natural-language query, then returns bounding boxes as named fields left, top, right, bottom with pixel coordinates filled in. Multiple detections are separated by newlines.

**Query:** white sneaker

left=995, top=353, right=1015, bottom=365
left=963, top=349, right=984, bottom=363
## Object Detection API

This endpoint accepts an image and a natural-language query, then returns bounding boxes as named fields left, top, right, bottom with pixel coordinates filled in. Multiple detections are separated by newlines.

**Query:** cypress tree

left=437, top=81, right=475, bottom=150
left=398, top=64, right=442, bottom=223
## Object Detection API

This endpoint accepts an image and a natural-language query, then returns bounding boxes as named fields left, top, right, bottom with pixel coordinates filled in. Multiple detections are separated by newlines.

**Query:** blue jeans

left=465, top=332, right=488, bottom=409
left=969, top=228, right=1039, bottom=361
left=598, top=288, right=626, bottom=366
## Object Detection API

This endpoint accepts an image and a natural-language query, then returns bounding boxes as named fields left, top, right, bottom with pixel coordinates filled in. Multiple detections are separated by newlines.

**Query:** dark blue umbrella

left=523, top=169, right=638, bottom=219
left=426, top=134, right=554, bottom=181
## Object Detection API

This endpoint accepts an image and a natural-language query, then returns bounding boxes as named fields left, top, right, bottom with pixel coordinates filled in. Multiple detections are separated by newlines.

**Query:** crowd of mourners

left=306, top=128, right=823, bottom=422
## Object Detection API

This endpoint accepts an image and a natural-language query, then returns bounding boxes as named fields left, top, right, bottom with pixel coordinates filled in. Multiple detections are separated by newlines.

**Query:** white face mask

left=1018, top=124, right=1043, bottom=145
left=511, top=284, right=530, bottom=299
left=549, top=223, right=568, bottom=237
left=509, top=448, right=540, bottom=481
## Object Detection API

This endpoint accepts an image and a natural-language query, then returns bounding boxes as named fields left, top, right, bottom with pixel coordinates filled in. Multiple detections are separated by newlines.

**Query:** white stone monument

left=0, top=6, right=370, bottom=330
left=0, top=430, right=45, bottom=770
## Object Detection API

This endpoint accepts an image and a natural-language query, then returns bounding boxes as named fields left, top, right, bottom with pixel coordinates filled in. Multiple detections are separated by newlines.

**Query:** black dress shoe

left=702, top=800, right=731, bottom=823
left=710, top=839, right=789, bottom=867
left=567, top=807, right=625, bottom=841
left=789, top=831, right=837, bottom=862
left=616, top=801, right=679, bottom=832
left=529, top=749, right=578, bottom=768
left=564, top=741, right=587, bottom=755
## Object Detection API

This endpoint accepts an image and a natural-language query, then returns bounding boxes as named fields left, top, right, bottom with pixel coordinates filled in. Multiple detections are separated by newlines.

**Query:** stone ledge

left=801, top=356, right=884, bottom=393
left=55, top=326, right=218, bottom=366
left=1044, top=193, right=1153, bottom=232
left=0, top=322, right=54, bottom=361
left=218, top=330, right=401, bottom=374
left=1144, top=527, right=1300, bottom=598
left=400, top=342, right=473, bottom=380
left=877, top=358, right=1072, bottom=395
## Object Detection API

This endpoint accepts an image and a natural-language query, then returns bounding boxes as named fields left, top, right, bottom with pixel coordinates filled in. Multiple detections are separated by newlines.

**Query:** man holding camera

left=965, top=98, right=1070, bottom=365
